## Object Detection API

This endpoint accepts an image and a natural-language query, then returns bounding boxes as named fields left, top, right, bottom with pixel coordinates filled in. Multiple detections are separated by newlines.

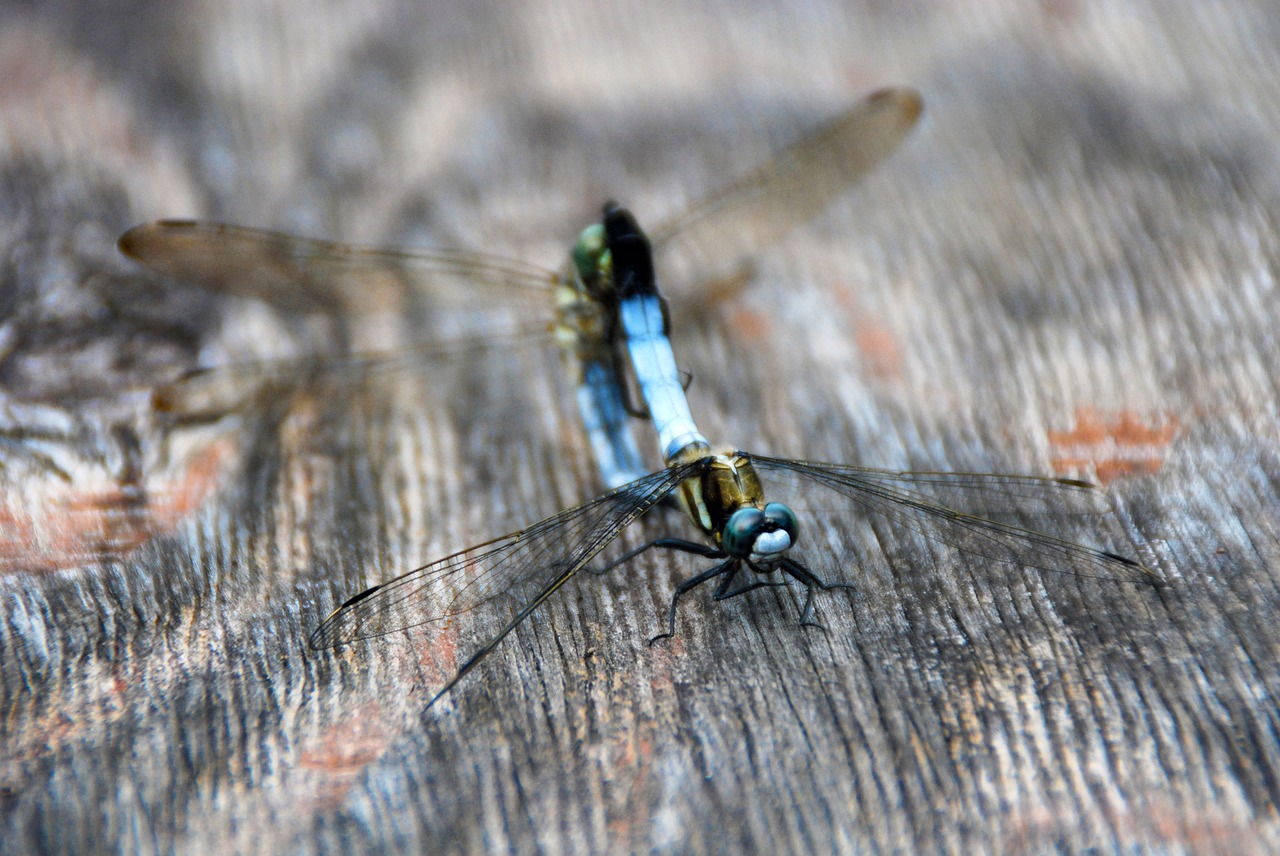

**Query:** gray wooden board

left=1, top=0, right=1278, bottom=853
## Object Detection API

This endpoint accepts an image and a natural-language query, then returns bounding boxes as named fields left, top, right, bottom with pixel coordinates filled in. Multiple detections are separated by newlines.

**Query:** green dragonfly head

left=571, top=221, right=608, bottom=287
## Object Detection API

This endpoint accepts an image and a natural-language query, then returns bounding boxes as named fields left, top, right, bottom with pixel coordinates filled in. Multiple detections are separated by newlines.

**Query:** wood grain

left=2, top=1, right=1278, bottom=853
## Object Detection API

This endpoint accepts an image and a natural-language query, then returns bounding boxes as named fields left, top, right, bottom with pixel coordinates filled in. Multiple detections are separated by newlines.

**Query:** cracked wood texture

left=2, top=1, right=1278, bottom=853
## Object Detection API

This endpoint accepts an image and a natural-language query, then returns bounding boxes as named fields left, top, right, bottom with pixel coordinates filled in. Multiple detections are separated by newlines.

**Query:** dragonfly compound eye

left=750, top=502, right=797, bottom=557
left=722, top=507, right=765, bottom=559
left=722, top=503, right=798, bottom=560
left=571, top=222, right=607, bottom=284
left=763, top=502, right=799, bottom=548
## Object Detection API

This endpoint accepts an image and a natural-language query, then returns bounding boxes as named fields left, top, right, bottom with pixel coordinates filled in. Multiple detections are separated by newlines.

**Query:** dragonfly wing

left=121, top=222, right=561, bottom=422
left=309, top=459, right=706, bottom=648
left=150, top=331, right=549, bottom=422
left=747, top=453, right=1160, bottom=585
left=118, top=220, right=558, bottom=318
left=649, top=87, right=923, bottom=281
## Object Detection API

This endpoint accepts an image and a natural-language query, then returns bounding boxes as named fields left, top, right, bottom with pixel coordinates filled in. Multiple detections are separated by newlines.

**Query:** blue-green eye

left=764, top=503, right=799, bottom=546
left=723, top=507, right=764, bottom=558
left=571, top=223, right=607, bottom=282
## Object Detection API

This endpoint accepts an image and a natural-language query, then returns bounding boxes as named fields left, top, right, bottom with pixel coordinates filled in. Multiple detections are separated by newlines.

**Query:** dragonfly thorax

left=570, top=218, right=623, bottom=306
left=555, top=220, right=619, bottom=365
left=571, top=222, right=607, bottom=288
left=687, top=453, right=800, bottom=563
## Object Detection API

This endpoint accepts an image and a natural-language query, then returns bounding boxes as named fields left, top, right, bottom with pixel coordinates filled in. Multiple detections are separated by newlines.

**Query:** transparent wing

left=747, top=453, right=1160, bottom=585
left=118, top=220, right=559, bottom=317
left=309, top=459, right=706, bottom=648
left=650, top=87, right=923, bottom=275
left=121, top=91, right=922, bottom=322
left=119, top=221, right=562, bottom=424
left=149, top=331, right=548, bottom=422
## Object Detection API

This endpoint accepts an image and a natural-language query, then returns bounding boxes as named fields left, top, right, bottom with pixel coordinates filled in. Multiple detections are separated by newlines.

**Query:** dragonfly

left=310, top=203, right=1162, bottom=711
left=120, top=87, right=925, bottom=490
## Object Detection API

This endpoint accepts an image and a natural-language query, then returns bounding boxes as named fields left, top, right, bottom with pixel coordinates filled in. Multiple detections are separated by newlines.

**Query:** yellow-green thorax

left=671, top=447, right=767, bottom=545
left=553, top=222, right=618, bottom=370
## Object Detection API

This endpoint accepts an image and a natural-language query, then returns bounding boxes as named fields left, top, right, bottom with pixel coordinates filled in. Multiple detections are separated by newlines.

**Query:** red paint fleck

left=833, top=282, right=902, bottom=380
left=855, top=326, right=902, bottom=379
left=299, top=706, right=389, bottom=772
left=1006, top=796, right=1265, bottom=851
left=728, top=308, right=770, bottom=340
left=1040, top=0, right=1085, bottom=27
left=300, top=703, right=394, bottom=807
left=416, top=616, right=463, bottom=688
left=840, top=64, right=879, bottom=90
left=0, top=438, right=235, bottom=575
left=1047, top=408, right=1177, bottom=485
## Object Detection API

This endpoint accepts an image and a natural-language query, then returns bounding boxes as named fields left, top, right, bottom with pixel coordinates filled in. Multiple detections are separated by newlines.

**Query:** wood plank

left=2, top=1, right=1278, bottom=852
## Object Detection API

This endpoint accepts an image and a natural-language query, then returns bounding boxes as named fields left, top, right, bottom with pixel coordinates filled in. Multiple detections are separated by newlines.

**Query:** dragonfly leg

left=585, top=537, right=725, bottom=576
left=649, top=558, right=736, bottom=646
left=622, top=388, right=651, bottom=419
left=713, top=568, right=789, bottom=601
left=615, top=359, right=693, bottom=415
left=612, top=349, right=653, bottom=420
left=779, top=557, right=857, bottom=629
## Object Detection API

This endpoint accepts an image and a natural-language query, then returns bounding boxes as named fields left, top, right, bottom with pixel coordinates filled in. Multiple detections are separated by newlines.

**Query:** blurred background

left=1, top=1, right=1277, bottom=852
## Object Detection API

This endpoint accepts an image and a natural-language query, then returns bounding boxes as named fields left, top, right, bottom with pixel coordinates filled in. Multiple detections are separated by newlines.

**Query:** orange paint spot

left=299, top=708, right=389, bottom=772
left=728, top=308, right=770, bottom=340
left=1040, top=0, right=1085, bottom=27
left=1047, top=408, right=1177, bottom=485
left=417, top=616, right=461, bottom=686
left=855, top=326, right=902, bottom=379
left=833, top=282, right=902, bottom=380
left=0, top=438, right=235, bottom=575
left=300, top=703, right=393, bottom=807
left=1005, top=797, right=1265, bottom=852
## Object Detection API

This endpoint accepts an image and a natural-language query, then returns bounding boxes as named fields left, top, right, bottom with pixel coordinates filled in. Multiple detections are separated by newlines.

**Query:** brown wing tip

left=117, top=219, right=198, bottom=259
left=866, top=86, right=924, bottom=126
left=150, top=385, right=177, bottom=412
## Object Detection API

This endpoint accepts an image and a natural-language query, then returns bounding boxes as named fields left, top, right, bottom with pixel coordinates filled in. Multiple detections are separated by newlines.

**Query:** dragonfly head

left=571, top=222, right=607, bottom=288
left=722, top=501, right=799, bottom=564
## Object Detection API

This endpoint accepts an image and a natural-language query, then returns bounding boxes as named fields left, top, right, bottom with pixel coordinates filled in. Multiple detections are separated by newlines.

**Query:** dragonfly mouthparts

left=752, top=529, right=793, bottom=557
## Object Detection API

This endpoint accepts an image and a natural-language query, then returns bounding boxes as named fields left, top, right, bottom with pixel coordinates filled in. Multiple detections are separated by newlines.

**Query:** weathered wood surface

left=2, top=1, right=1278, bottom=853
